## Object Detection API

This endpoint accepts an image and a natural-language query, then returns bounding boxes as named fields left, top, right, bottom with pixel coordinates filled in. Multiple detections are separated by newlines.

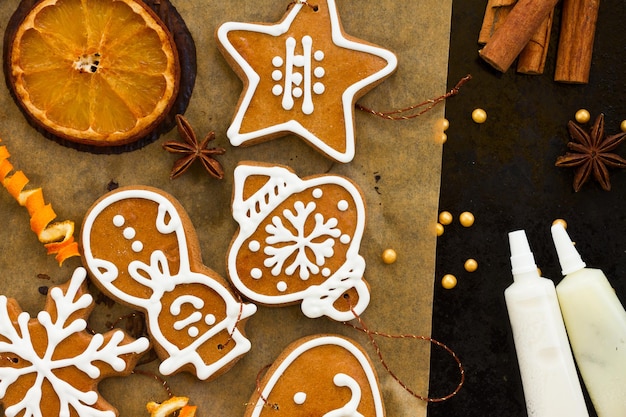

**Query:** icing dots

left=271, top=36, right=326, bottom=115
left=113, top=214, right=125, bottom=227
left=228, top=163, right=369, bottom=322
left=293, top=392, right=307, bottom=405
left=112, top=214, right=143, bottom=253
left=81, top=186, right=257, bottom=380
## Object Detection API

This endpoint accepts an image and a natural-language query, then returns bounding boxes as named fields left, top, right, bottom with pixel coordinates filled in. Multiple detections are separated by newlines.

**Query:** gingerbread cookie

left=0, top=267, right=150, bottom=417
left=216, top=0, right=397, bottom=163
left=81, top=186, right=257, bottom=380
left=227, top=162, right=369, bottom=321
left=245, top=334, right=385, bottom=417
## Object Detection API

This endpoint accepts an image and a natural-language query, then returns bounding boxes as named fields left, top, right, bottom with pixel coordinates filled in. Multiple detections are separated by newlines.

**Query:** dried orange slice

left=7, top=0, right=180, bottom=146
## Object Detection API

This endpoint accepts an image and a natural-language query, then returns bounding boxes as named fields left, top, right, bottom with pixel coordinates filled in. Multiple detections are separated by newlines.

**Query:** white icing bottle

left=505, top=230, right=589, bottom=417
left=551, top=224, right=626, bottom=417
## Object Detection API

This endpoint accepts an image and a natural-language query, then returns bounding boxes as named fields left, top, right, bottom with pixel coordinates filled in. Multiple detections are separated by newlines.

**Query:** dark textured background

left=429, top=1, right=626, bottom=416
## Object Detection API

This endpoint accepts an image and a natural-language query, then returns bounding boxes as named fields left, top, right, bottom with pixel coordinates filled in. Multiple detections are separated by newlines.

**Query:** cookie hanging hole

left=253, top=364, right=281, bottom=411
left=217, top=344, right=224, bottom=351
left=336, top=291, right=359, bottom=313
left=289, top=1, right=319, bottom=12
left=1, top=355, right=19, bottom=364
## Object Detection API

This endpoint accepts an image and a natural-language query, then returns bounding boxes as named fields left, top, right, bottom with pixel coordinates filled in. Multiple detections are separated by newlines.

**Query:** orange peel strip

left=146, top=396, right=195, bottom=417
left=179, top=405, right=197, bottom=417
left=0, top=139, right=79, bottom=265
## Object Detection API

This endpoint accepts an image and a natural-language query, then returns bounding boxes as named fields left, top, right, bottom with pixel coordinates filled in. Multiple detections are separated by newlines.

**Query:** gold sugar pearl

left=441, top=274, right=457, bottom=289
left=459, top=211, right=475, bottom=227
left=575, top=109, right=591, bottom=124
left=439, top=211, right=453, bottom=225
left=552, top=218, right=567, bottom=229
left=436, top=223, right=445, bottom=236
left=382, top=248, right=397, bottom=264
left=621, top=120, right=626, bottom=133
left=440, top=132, right=448, bottom=144
left=472, top=108, right=487, bottom=124
left=442, top=118, right=450, bottom=131
left=464, top=258, right=478, bottom=272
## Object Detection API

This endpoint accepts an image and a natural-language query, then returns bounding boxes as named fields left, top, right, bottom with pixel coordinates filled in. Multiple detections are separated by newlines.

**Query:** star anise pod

left=163, top=114, right=226, bottom=180
left=555, top=114, right=626, bottom=192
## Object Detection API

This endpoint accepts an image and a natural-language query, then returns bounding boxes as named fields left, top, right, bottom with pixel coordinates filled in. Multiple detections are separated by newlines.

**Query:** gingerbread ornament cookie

left=0, top=267, right=150, bottom=417
left=81, top=186, right=257, bottom=380
left=216, top=0, right=397, bottom=163
left=245, top=334, right=385, bottom=417
left=228, top=162, right=368, bottom=321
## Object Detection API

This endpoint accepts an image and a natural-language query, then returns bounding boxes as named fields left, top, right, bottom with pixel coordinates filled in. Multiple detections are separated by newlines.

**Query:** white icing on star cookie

left=216, top=0, right=397, bottom=163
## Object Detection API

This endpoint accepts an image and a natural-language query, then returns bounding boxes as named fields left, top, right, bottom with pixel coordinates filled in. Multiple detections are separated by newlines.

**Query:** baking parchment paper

left=0, top=1, right=452, bottom=415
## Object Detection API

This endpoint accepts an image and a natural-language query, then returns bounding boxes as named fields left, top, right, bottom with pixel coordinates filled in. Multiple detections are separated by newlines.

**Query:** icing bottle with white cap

left=505, top=230, right=589, bottom=417
left=551, top=223, right=626, bottom=417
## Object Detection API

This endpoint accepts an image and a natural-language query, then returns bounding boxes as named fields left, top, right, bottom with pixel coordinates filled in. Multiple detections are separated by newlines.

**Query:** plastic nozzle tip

left=551, top=223, right=586, bottom=276
left=508, top=230, right=539, bottom=280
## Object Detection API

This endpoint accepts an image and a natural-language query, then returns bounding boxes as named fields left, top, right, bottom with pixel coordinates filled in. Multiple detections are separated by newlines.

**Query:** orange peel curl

left=146, top=396, right=197, bottom=417
left=0, top=139, right=79, bottom=265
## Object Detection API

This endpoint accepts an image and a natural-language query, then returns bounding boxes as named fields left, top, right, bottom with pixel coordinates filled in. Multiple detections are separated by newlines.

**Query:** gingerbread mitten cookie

left=245, top=334, right=385, bottom=417
left=216, top=0, right=397, bottom=163
left=228, top=162, right=369, bottom=321
left=0, top=267, right=150, bottom=417
left=81, top=186, right=256, bottom=380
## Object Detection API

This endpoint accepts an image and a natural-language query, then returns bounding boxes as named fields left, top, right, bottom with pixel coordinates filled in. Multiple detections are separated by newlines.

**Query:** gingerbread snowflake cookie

left=227, top=162, right=369, bottom=321
left=0, top=267, right=150, bottom=417
left=245, top=334, right=385, bottom=417
left=216, top=0, right=397, bottom=163
left=81, top=186, right=256, bottom=380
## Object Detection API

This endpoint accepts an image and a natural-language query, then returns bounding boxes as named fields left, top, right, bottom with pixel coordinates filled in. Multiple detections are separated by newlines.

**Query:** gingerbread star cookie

left=81, top=186, right=257, bottom=380
left=245, top=334, right=385, bottom=417
left=227, top=162, right=369, bottom=322
left=0, top=267, right=150, bottom=417
left=216, top=0, right=397, bottom=163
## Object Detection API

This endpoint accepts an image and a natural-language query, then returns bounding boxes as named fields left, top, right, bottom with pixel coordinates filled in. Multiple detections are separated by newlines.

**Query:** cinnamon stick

left=478, top=0, right=516, bottom=45
left=479, top=0, right=559, bottom=72
left=516, top=10, right=554, bottom=74
left=554, top=0, right=600, bottom=83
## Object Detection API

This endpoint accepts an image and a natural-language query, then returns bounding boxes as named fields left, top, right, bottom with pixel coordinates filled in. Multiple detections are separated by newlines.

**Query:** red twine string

left=342, top=298, right=465, bottom=403
left=132, top=369, right=174, bottom=399
left=220, top=294, right=246, bottom=351
left=249, top=363, right=281, bottom=411
left=357, top=74, right=472, bottom=120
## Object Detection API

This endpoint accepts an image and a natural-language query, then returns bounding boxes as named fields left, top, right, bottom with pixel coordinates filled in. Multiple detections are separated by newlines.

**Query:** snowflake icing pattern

left=0, top=267, right=150, bottom=417
left=264, top=201, right=342, bottom=280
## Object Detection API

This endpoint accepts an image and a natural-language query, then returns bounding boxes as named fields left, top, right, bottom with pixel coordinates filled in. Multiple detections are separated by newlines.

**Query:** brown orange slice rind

left=7, top=0, right=180, bottom=147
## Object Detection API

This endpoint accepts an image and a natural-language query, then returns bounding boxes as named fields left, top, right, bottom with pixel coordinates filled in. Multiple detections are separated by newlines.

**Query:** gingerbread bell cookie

left=81, top=186, right=257, bottom=380
left=216, top=0, right=397, bottom=163
left=0, top=267, right=150, bottom=417
left=227, top=162, right=369, bottom=321
left=245, top=334, right=385, bottom=417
